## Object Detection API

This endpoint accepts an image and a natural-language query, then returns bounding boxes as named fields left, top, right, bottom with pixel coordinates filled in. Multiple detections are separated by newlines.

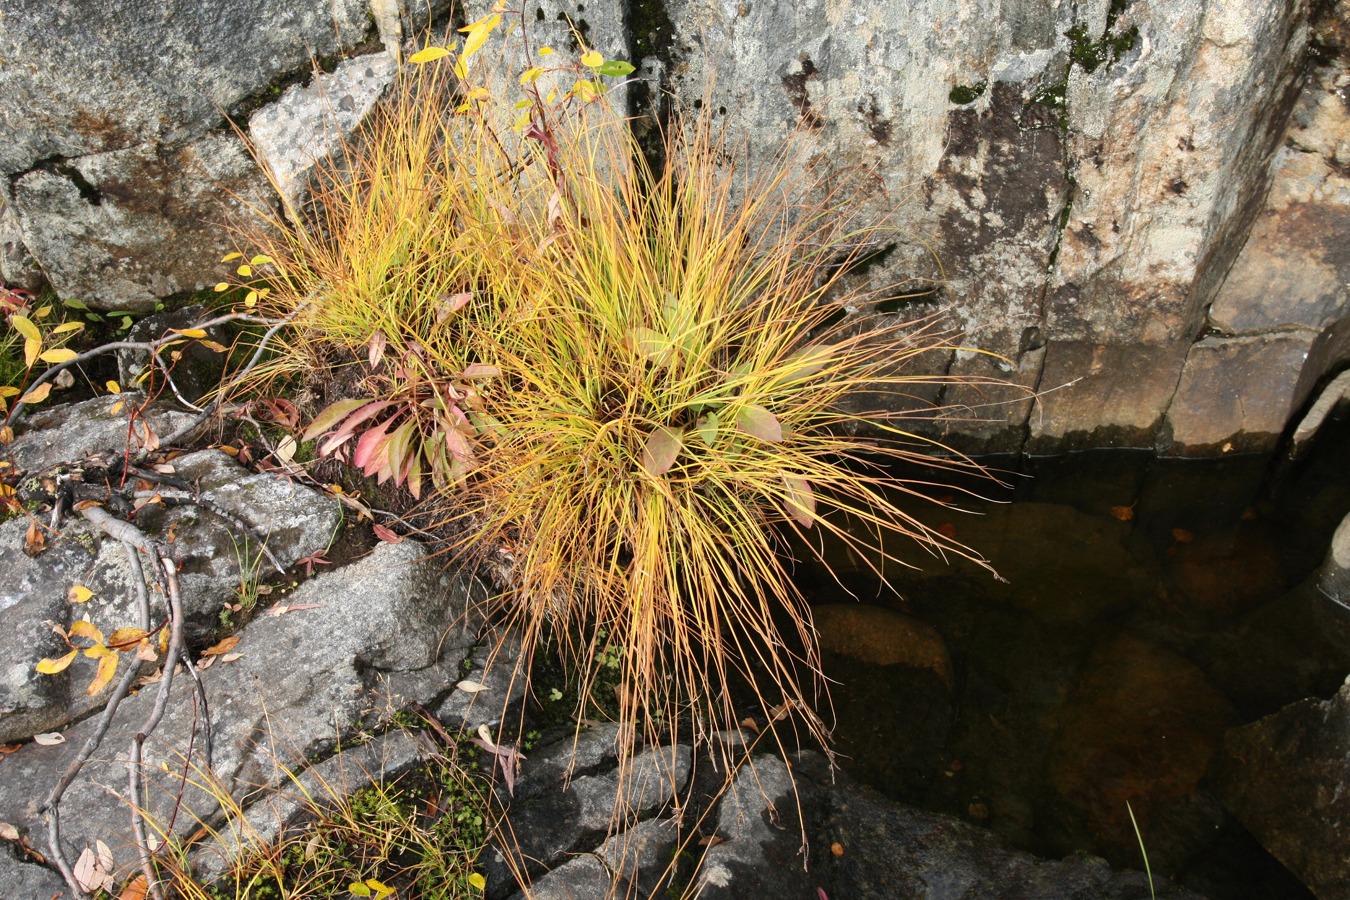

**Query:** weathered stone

left=1045, top=636, right=1236, bottom=871
left=1028, top=340, right=1189, bottom=452
left=696, top=753, right=802, bottom=899
left=0, top=538, right=478, bottom=877
left=0, top=850, right=68, bottom=900
left=1165, top=332, right=1317, bottom=454
left=0, top=196, right=43, bottom=293
left=0, top=0, right=373, bottom=174
left=820, top=777, right=1206, bottom=900
left=495, top=743, right=691, bottom=888
left=435, top=633, right=528, bottom=733
left=7, top=393, right=197, bottom=474
left=248, top=53, right=398, bottom=207
left=8, top=132, right=272, bottom=312
left=1213, top=675, right=1350, bottom=899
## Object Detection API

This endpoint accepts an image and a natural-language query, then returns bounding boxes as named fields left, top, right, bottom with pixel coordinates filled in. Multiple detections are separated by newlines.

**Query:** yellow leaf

left=9, top=315, right=40, bottom=342
left=236, top=264, right=253, bottom=277
left=538, top=46, right=555, bottom=56
left=519, top=67, right=544, bottom=85
left=107, top=628, right=148, bottom=651
left=68, top=585, right=94, bottom=604
left=24, top=337, right=39, bottom=368
left=20, top=382, right=51, bottom=404
left=35, top=304, right=52, bottom=319
left=244, top=290, right=258, bottom=307
left=454, top=56, right=469, bottom=80
left=84, top=643, right=113, bottom=659
left=110, top=401, right=125, bottom=415
left=249, top=254, right=273, bottom=265
left=105, top=380, right=121, bottom=394
left=468, top=872, right=486, bottom=890
left=69, top=620, right=104, bottom=645
left=39, top=348, right=78, bottom=364
left=580, top=49, right=603, bottom=67
left=459, top=12, right=500, bottom=59
left=87, top=650, right=118, bottom=695
left=171, top=328, right=207, bottom=339
left=221, top=252, right=243, bottom=262
left=0, top=386, right=19, bottom=398
left=213, top=282, right=230, bottom=292
left=408, top=45, right=451, bottom=63
left=52, top=321, right=85, bottom=335
left=35, top=650, right=78, bottom=675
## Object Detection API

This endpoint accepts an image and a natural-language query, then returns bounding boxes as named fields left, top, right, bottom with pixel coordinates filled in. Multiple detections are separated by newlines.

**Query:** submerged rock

left=1213, top=675, right=1350, bottom=899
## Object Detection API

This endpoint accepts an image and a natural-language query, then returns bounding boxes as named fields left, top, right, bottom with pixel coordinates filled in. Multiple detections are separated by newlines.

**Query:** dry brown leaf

left=1171, top=528, right=1194, bottom=543
left=73, top=499, right=102, bottom=511
left=196, top=655, right=216, bottom=671
left=456, top=680, right=489, bottom=694
left=1109, top=504, right=1135, bottom=521
left=0, top=743, right=22, bottom=754
left=698, top=835, right=725, bottom=848
left=119, top=874, right=149, bottom=900
left=739, top=717, right=760, bottom=733
left=0, top=821, right=19, bottom=842
left=201, top=635, right=240, bottom=657
left=219, top=652, right=243, bottom=663
left=23, top=521, right=45, bottom=556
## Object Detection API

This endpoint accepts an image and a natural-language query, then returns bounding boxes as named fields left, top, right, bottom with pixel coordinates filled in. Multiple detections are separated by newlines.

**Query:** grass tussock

left=228, top=16, right=1010, bottom=804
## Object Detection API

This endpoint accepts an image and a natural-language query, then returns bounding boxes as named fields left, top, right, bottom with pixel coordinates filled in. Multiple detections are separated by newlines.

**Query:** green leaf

left=736, top=405, right=782, bottom=442
left=62, top=297, right=90, bottom=311
left=695, top=412, right=719, bottom=446
left=348, top=883, right=371, bottom=897
left=628, top=327, right=675, bottom=366
left=641, top=426, right=683, bottom=476
left=596, top=59, right=636, bottom=77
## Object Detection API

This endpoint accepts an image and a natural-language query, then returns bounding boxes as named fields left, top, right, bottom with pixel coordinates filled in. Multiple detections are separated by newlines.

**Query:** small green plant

left=1126, top=800, right=1156, bottom=900
left=148, top=730, right=491, bottom=900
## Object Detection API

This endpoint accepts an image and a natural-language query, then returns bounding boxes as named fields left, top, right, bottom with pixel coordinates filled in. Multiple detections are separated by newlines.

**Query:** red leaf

left=784, top=476, right=816, bottom=527
left=373, top=523, right=404, bottom=543
left=352, top=418, right=396, bottom=475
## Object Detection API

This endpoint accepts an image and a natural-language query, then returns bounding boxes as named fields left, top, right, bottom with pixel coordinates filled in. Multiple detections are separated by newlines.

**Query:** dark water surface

left=803, top=412, right=1350, bottom=899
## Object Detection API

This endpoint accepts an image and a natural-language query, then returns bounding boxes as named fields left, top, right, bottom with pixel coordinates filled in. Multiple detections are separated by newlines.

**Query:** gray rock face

left=1, top=406, right=340, bottom=744
left=0, top=538, right=481, bottom=881
left=1213, top=675, right=1350, bottom=899
left=6, top=392, right=197, bottom=473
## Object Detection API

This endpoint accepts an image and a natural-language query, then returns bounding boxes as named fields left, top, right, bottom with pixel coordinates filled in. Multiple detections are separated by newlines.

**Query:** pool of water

left=801, top=411, right=1350, bottom=899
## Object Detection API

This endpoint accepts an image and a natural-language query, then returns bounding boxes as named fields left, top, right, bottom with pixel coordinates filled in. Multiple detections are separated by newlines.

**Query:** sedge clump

left=225, top=9, right=1007, bottom=814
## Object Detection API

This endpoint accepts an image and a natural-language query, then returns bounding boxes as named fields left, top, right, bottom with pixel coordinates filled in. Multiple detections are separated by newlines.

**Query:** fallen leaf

left=35, top=649, right=78, bottom=675
left=201, top=635, right=240, bottom=657
left=196, top=655, right=216, bottom=671
left=1171, top=528, right=1194, bottom=543
left=32, top=733, right=66, bottom=746
left=96, top=840, right=114, bottom=874
left=0, top=822, right=19, bottom=841
left=119, top=874, right=149, bottom=900
left=1109, top=505, right=1135, bottom=521
left=373, top=523, right=404, bottom=543
left=456, top=679, right=489, bottom=694
left=73, top=844, right=114, bottom=893
left=23, top=521, right=46, bottom=556
left=67, top=585, right=94, bottom=604
left=106, top=628, right=148, bottom=651
left=73, top=499, right=101, bottom=511
left=219, top=652, right=243, bottom=663
left=830, top=841, right=845, bottom=857
left=698, top=835, right=725, bottom=848
left=0, top=744, right=21, bottom=754
left=936, top=522, right=958, bottom=539
left=739, top=717, right=760, bottom=733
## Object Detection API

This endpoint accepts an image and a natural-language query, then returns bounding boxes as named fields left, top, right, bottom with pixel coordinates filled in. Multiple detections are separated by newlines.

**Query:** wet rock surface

left=1213, top=676, right=1350, bottom=900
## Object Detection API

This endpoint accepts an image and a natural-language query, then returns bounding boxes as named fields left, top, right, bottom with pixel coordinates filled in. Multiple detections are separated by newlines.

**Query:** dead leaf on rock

left=0, top=743, right=21, bottom=754
left=32, top=733, right=65, bottom=746
left=73, top=843, right=115, bottom=893
left=739, top=717, right=760, bottom=733
left=456, top=680, right=489, bottom=694
left=0, top=822, right=19, bottom=842
left=119, top=874, right=149, bottom=900
left=698, top=835, right=725, bottom=848
left=265, top=603, right=321, bottom=617
left=220, top=652, right=243, bottom=663
left=23, top=520, right=46, bottom=556
left=201, top=635, right=240, bottom=657
left=1109, top=504, right=1135, bottom=521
